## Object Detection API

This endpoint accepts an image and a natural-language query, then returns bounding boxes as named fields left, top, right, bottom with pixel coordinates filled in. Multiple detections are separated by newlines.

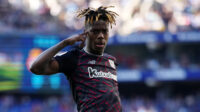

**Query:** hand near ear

left=63, top=32, right=88, bottom=48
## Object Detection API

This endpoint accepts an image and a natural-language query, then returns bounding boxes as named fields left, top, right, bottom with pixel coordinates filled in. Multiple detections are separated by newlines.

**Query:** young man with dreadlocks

left=30, top=6, right=122, bottom=112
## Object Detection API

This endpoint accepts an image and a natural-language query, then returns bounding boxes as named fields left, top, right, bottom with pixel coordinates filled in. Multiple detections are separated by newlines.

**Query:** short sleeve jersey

left=55, top=49, right=122, bottom=112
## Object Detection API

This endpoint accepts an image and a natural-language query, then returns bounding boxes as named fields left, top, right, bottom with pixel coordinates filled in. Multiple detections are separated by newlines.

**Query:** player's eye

left=91, top=29, right=108, bottom=35
left=102, top=30, right=108, bottom=34
left=91, top=30, right=99, bottom=34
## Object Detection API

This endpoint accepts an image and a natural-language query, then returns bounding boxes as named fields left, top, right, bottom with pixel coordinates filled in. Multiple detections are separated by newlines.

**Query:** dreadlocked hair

left=77, top=6, right=118, bottom=28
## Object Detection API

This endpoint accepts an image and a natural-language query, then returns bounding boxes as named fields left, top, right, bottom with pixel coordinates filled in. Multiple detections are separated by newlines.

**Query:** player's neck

left=83, top=47, right=103, bottom=56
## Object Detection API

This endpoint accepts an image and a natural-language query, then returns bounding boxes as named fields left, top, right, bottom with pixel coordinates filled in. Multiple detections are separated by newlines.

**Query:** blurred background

left=0, top=0, right=200, bottom=112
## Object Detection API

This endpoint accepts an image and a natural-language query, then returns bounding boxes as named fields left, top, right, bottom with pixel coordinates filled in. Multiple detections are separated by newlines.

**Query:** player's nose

left=97, top=32, right=104, bottom=39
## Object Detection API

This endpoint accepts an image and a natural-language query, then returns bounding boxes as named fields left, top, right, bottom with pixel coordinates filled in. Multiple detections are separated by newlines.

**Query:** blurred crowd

left=113, top=43, right=200, bottom=70
left=0, top=0, right=200, bottom=34
left=0, top=94, right=76, bottom=112
left=116, top=51, right=200, bottom=70
left=0, top=0, right=69, bottom=34
left=122, top=91, right=200, bottom=112
left=0, top=90, right=200, bottom=112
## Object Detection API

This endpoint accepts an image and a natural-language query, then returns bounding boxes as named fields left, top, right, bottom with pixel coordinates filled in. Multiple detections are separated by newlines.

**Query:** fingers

left=80, top=32, right=88, bottom=39
left=76, top=34, right=85, bottom=42
left=78, top=32, right=87, bottom=48
left=66, top=32, right=88, bottom=48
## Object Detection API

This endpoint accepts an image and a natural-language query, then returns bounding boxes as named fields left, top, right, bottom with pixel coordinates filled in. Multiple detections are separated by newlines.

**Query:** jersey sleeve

left=54, top=49, right=78, bottom=75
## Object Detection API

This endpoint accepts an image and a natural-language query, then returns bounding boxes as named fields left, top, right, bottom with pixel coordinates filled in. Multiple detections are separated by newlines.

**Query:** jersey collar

left=83, top=47, right=103, bottom=56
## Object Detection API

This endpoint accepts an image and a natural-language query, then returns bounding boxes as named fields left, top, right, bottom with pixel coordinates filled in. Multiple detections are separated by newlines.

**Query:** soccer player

left=30, top=6, right=122, bottom=112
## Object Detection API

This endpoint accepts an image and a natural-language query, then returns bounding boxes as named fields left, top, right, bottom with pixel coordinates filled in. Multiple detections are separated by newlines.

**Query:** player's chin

left=94, top=46, right=105, bottom=53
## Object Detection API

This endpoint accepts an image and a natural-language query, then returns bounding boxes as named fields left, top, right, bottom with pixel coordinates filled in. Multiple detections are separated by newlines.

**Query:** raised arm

left=29, top=33, right=87, bottom=75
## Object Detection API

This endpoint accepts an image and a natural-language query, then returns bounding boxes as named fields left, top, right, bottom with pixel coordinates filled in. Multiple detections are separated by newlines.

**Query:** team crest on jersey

left=109, top=59, right=115, bottom=69
left=88, top=60, right=96, bottom=64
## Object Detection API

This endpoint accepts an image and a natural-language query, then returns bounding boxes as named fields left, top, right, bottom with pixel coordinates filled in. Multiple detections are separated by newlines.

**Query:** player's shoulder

left=70, top=48, right=81, bottom=54
left=103, top=53, right=116, bottom=61
left=66, top=48, right=81, bottom=55
left=55, top=48, right=80, bottom=57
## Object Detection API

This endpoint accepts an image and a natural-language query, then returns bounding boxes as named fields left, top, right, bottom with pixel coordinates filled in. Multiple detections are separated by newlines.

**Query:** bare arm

left=29, top=33, right=87, bottom=75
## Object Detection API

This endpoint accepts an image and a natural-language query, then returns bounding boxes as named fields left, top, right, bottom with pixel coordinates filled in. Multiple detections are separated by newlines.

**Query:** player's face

left=86, top=20, right=109, bottom=55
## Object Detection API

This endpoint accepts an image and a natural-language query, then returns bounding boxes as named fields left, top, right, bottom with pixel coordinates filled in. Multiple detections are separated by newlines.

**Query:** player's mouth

left=96, top=44, right=104, bottom=48
left=95, top=42, right=105, bottom=48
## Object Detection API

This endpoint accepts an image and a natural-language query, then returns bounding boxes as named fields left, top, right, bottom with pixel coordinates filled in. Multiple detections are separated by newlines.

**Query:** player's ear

left=84, top=29, right=89, bottom=37
left=84, top=24, right=91, bottom=35
left=84, top=29, right=86, bottom=33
